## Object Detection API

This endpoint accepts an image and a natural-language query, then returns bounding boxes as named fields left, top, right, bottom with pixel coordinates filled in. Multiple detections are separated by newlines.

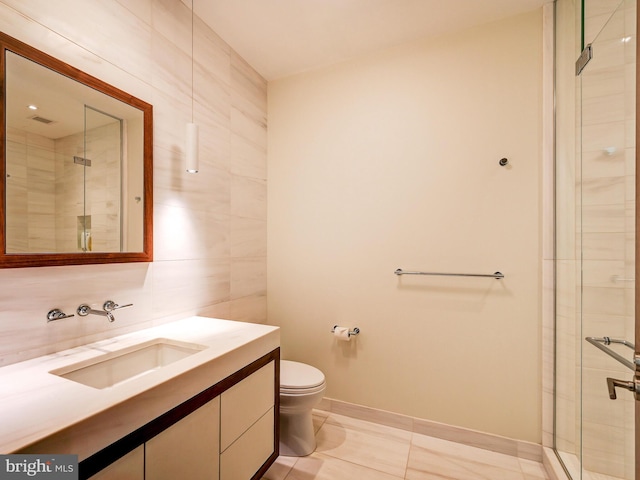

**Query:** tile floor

left=263, top=410, right=550, bottom=480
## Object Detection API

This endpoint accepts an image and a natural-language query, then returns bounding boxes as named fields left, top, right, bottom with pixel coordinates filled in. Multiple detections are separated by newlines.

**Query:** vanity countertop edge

left=0, top=316, right=280, bottom=457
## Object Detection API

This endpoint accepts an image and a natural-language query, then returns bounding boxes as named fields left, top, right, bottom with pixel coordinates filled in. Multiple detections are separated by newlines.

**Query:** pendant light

left=186, top=0, right=199, bottom=173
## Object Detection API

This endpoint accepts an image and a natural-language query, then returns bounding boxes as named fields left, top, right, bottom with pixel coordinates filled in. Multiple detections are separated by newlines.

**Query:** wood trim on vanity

left=78, top=348, right=280, bottom=480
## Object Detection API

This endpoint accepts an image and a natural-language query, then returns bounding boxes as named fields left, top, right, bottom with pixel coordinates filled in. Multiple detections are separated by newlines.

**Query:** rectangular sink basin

left=50, top=338, right=207, bottom=389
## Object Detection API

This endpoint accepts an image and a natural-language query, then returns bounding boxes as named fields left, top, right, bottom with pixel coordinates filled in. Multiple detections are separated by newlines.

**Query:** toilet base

left=279, top=410, right=316, bottom=456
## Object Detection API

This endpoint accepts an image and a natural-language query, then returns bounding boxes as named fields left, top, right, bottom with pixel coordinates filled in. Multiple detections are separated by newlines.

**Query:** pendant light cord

left=191, top=0, right=194, bottom=123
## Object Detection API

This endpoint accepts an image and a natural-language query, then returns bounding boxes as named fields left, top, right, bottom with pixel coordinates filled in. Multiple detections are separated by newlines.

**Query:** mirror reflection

left=5, top=51, right=145, bottom=254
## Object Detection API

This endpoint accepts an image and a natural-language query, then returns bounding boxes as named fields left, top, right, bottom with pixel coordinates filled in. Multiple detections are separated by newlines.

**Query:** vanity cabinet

left=90, top=446, right=144, bottom=480
left=220, top=362, right=275, bottom=479
left=81, top=350, right=279, bottom=480
left=146, top=398, right=220, bottom=480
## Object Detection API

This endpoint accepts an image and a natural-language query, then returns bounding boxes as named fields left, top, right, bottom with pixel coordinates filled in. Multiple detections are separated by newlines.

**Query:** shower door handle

left=606, top=377, right=640, bottom=400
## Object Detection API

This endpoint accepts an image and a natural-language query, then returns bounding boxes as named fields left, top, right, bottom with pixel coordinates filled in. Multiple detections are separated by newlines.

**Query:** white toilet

left=279, top=360, right=326, bottom=456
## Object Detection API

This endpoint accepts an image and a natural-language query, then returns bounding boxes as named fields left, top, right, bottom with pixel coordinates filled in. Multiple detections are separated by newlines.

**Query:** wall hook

left=499, top=157, right=509, bottom=166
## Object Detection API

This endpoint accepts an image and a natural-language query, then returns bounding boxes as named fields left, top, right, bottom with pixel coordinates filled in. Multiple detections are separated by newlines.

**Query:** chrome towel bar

left=585, top=336, right=635, bottom=371
left=394, top=268, right=504, bottom=279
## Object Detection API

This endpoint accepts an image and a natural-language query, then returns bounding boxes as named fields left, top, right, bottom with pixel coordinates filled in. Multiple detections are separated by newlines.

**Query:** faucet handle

left=103, top=300, right=133, bottom=312
left=47, top=309, right=75, bottom=322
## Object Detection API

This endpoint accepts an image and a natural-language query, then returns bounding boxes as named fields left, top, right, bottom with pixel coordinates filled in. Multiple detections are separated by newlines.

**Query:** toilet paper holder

left=331, top=325, right=360, bottom=337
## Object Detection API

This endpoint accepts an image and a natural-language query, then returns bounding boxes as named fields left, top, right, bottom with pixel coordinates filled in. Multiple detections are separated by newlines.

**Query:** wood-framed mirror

left=0, top=32, right=152, bottom=267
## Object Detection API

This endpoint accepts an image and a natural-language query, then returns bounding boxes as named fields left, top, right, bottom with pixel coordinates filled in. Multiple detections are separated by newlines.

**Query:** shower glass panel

left=555, top=0, right=636, bottom=479
left=82, top=106, right=123, bottom=253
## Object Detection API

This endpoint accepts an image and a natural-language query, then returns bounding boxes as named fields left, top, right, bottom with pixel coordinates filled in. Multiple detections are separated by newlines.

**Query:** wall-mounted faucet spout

left=77, top=304, right=115, bottom=323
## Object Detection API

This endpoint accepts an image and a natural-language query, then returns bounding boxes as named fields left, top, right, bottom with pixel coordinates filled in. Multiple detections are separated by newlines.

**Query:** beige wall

left=0, top=0, right=267, bottom=366
left=268, top=10, right=543, bottom=443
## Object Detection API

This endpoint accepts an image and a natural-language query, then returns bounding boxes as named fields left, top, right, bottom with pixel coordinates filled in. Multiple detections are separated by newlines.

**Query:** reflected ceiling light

left=186, top=0, right=199, bottom=174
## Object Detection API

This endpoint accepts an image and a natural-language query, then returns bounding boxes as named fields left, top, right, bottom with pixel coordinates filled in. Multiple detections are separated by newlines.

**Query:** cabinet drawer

left=220, top=361, right=274, bottom=451
left=90, top=446, right=144, bottom=480
left=146, top=397, right=220, bottom=480
left=220, top=408, right=274, bottom=480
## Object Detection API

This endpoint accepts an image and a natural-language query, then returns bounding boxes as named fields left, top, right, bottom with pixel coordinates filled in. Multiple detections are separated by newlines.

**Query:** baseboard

left=316, top=397, right=543, bottom=463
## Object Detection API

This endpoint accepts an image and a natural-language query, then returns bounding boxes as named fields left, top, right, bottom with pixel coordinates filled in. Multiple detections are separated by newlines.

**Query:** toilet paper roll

left=333, top=326, right=351, bottom=342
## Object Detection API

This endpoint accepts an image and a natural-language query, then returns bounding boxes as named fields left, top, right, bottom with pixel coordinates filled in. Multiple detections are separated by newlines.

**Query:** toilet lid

left=281, top=360, right=325, bottom=390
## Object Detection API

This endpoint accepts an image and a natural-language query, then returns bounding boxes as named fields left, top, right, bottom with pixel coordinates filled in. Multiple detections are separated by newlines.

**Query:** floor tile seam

left=282, top=457, right=299, bottom=480
left=319, top=406, right=549, bottom=477
left=404, top=446, right=510, bottom=480
left=408, top=432, right=525, bottom=477
left=314, top=413, right=330, bottom=432
left=403, top=437, right=416, bottom=480
left=318, top=445, right=411, bottom=476
left=318, top=449, right=406, bottom=479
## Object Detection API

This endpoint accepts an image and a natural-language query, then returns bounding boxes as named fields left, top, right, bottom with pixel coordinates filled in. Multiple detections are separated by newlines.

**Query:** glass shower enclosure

left=555, top=0, right=637, bottom=478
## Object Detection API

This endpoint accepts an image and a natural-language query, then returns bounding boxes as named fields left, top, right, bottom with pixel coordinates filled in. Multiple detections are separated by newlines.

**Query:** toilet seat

left=280, top=360, right=325, bottom=394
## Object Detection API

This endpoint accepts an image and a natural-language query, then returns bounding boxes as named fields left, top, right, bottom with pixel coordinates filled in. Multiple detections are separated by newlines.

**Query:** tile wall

left=7, top=122, right=125, bottom=254
left=5, top=128, right=57, bottom=252
left=0, top=0, right=267, bottom=367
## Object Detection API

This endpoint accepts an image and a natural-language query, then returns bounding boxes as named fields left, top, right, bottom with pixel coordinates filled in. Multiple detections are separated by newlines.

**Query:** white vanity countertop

left=0, top=316, right=280, bottom=456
